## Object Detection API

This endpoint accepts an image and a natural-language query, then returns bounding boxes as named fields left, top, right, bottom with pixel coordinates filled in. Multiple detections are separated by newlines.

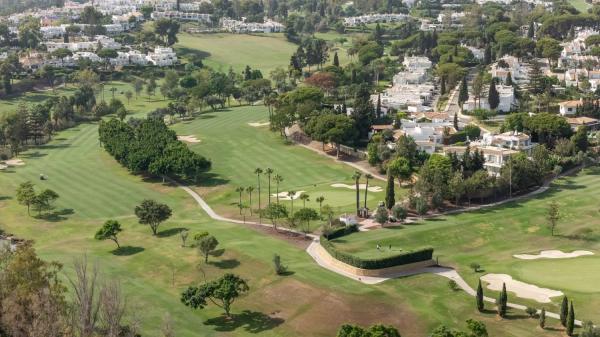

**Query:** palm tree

left=288, top=191, right=296, bottom=215
left=265, top=168, right=274, bottom=205
left=246, top=186, right=255, bottom=215
left=274, top=174, right=283, bottom=204
left=254, top=168, right=263, bottom=212
left=352, top=171, right=362, bottom=216
left=316, top=196, right=325, bottom=214
left=300, top=193, right=310, bottom=208
left=235, top=187, right=244, bottom=215
left=364, top=174, right=373, bottom=209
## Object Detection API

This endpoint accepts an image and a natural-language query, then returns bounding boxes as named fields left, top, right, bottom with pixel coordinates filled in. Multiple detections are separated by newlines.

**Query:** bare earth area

left=271, top=191, right=305, bottom=200
left=481, top=274, right=563, bottom=303
left=248, top=122, right=270, bottom=127
left=177, top=135, right=201, bottom=143
left=331, top=183, right=383, bottom=192
left=513, top=250, right=594, bottom=260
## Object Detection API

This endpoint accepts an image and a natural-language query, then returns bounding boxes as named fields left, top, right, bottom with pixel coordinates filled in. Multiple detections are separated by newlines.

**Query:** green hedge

left=322, top=224, right=359, bottom=240
left=320, top=224, right=434, bottom=269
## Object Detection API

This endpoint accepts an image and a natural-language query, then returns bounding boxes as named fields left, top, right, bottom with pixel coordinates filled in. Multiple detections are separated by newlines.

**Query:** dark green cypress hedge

left=319, top=227, right=434, bottom=269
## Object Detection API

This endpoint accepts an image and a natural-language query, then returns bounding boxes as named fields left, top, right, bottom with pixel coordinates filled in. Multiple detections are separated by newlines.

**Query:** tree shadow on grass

left=0, top=196, right=12, bottom=201
left=157, top=227, right=188, bottom=238
left=210, top=259, right=240, bottom=269
left=210, top=249, right=225, bottom=257
left=112, top=246, right=145, bottom=256
left=204, top=311, right=284, bottom=333
left=174, top=46, right=211, bottom=60
left=21, top=151, right=47, bottom=158
left=35, top=208, right=74, bottom=222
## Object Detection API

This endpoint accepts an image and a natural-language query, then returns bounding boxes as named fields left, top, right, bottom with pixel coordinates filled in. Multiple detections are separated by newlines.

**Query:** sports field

left=175, top=33, right=297, bottom=75
left=0, top=101, right=566, bottom=336
left=170, top=105, right=396, bottom=226
left=331, top=168, right=600, bottom=320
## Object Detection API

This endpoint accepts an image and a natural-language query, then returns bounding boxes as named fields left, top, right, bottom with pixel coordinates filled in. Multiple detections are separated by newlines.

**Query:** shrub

left=469, top=262, right=481, bottom=272
left=273, top=254, right=287, bottom=275
left=526, top=306, right=537, bottom=318
left=322, top=224, right=358, bottom=240
left=448, top=280, right=459, bottom=291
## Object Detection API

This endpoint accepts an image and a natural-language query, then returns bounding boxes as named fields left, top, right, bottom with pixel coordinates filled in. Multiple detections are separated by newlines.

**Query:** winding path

left=174, top=177, right=583, bottom=327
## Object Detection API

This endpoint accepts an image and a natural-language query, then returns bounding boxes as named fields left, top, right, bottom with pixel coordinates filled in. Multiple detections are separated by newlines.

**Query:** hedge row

left=320, top=226, right=434, bottom=269
left=322, top=224, right=358, bottom=240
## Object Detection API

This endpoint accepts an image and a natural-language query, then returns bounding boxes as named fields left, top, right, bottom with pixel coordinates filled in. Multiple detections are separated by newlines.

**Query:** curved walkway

left=172, top=176, right=584, bottom=327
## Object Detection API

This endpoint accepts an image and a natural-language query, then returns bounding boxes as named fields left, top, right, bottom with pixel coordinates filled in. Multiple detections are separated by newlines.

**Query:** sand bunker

left=177, top=135, right=201, bottom=143
left=272, top=191, right=306, bottom=200
left=0, top=164, right=7, bottom=170
left=481, top=274, right=563, bottom=303
left=5, top=159, right=25, bottom=166
left=248, top=122, right=270, bottom=127
left=331, top=183, right=383, bottom=192
left=514, top=250, right=594, bottom=260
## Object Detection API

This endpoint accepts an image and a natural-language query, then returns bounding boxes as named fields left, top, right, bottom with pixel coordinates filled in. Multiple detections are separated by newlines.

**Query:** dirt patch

left=245, top=223, right=312, bottom=250
left=513, top=250, right=594, bottom=260
left=481, top=274, right=563, bottom=303
left=5, top=159, right=25, bottom=166
left=272, top=191, right=305, bottom=201
left=250, top=278, right=426, bottom=337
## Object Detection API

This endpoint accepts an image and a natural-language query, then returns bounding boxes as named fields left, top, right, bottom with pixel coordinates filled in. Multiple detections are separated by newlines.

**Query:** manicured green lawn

left=0, top=118, right=564, bottom=337
left=175, top=33, right=297, bottom=75
left=569, top=0, right=591, bottom=12
left=170, top=105, right=399, bottom=225
left=330, top=169, right=600, bottom=321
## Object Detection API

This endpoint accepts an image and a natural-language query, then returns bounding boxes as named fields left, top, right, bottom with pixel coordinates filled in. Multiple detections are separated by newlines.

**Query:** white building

left=403, top=56, right=433, bottom=71
left=146, top=47, right=178, bottom=66
left=490, top=55, right=530, bottom=85
left=397, top=117, right=455, bottom=154
left=462, top=84, right=516, bottom=113
left=221, top=18, right=284, bottom=33
left=151, top=11, right=211, bottom=23
left=343, top=13, right=408, bottom=27
left=558, top=99, right=581, bottom=116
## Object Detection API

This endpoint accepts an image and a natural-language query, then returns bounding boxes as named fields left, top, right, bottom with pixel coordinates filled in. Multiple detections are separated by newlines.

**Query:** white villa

left=343, top=14, right=408, bottom=26
left=558, top=99, right=581, bottom=116
left=462, top=84, right=516, bottom=113
left=396, top=116, right=455, bottom=154
left=475, top=131, right=536, bottom=154
left=377, top=56, right=434, bottom=112
left=151, top=11, right=211, bottom=23
left=490, top=55, right=530, bottom=85
left=444, top=145, right=519, bottom=176
left=221, top=18, right=284, bottom=33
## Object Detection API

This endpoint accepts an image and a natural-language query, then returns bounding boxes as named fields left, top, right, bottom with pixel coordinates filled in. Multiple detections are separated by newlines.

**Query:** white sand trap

left=331, top=183, right=383, bottom=192
left=514, top=250, right=594, bottom=260
left=272, top=191, right=306, bottom=201
left=481, top=274, right=563, bottom=303
left=248, top=122, right=270, bottom=127
left=177, top=135, right=201, bottom=143
left=5, top=159, right=25, bottom=166
left=0, top=164, right=7, bottom=170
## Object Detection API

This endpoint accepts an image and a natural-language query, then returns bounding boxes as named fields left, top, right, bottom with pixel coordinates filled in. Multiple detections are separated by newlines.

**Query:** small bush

left=448, top=280, right=459, bottom=291
left=273, top=254, right=287, bottom=275
left=526, top=306, right=537, bottom=318
left=469, top=262, right=481, bottom=272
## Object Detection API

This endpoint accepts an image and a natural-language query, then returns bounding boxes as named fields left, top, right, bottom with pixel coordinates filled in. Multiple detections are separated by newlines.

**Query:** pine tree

left=560, top=296, right=569, bottom=327
left=385, top=169, right=395, bottom=210
left=476, top=279, right=484, bottom=312
left=458, top=77, right=469, bottom=105
left=539, top=307, right=546, bottom=329
left=488, top=81, right=500, bottom=110
left=566, top=302, right=575, bottom=336
left=333, top=51, right=339, bottom=67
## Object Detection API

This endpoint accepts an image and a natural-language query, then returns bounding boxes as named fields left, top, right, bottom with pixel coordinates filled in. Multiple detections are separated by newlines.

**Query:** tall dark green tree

left=385, top=169, right=395, bottom=210
left=487, top=81, right=499, bottom=110
left=527, top=21, right=535, bottom=39
left=497, top=283, right=507, bottom=318
left=333, top=51, right=339, bottom=67
left=560, top=296, right=569, bottom=327
left=566, top=302, right=575, bottom=336
left=458, top=77, right=469, bottom=105
left=352, top=84, right=375, bottom=139
left=440, top=75, right=446, bottom=95
left=476, top=279, right=484, bottom=312
left=539, top=307, right=546, bottom=329
left=484, top=44, right=492, bottom=65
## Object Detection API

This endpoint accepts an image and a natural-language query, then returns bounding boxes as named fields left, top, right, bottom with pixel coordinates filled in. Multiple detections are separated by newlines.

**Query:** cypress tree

left=458, top=77, right=469, bottom=105
left=506, top=72, right=513, bottom=86
left=385, top=169, right=395, bottom=210
left=497, top=282, right=507, bottom=318
left=453, top=113, right=458, bottom=130
left=376, top=94, right=382, bottom=119
left=539, top=307, right=546, bottom=329
left=488, top=81, right=500, bottom=110
left=566, top=302, right=575, bottom=336
left=441, top=76, right=446, bottom=95
left=560, top=296, right=569, bottom=327
left=527, top=21, right=535, bottom=39
left=484, top=44, right=492, bottom=65
left=333, top=51, right=339, bottom=67
left=476, top=279, right=484, bottom=312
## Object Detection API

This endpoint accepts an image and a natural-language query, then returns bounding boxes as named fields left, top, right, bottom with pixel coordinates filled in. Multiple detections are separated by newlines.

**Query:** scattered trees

left=198, top=235, right=219, bottom=263
left=547, top=201, right=560, bottom=236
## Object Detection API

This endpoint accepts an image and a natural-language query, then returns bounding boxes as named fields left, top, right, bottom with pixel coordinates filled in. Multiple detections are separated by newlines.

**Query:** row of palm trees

left=352, top=171, right=375, bottom=216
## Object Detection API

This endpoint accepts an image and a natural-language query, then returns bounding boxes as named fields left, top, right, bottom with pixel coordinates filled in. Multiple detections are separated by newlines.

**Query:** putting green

left=512, top=256, right=600, bottom=293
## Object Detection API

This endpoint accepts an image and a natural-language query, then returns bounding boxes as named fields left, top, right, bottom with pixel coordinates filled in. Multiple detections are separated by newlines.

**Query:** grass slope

left=331, top=169, right=600, bottom=321
left=0, top=106, right=563, bottom=337
left=170, top=105, right=398, bottom=224
left=175, top=33, right=297, bottom=75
